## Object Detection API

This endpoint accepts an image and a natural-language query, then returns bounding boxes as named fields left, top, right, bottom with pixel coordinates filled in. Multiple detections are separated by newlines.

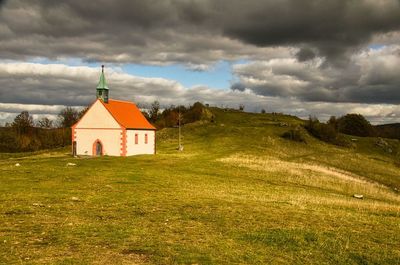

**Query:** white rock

left=15, top=163, right=20, bottom=167
left=353, top=194, right=364, bottom=199
left=66, top=163, right=76, bottom=166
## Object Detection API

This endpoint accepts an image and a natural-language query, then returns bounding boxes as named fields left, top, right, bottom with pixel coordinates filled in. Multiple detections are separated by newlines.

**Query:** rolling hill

left=0, top=108, right=399, bottom=264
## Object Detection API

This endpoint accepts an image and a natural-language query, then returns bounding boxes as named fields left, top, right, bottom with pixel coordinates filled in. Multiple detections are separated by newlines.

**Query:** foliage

left=151, top=102, right=213, bottom=129
left=327, top=116, right=338, bottom=131
left=337, top=113, right=374, bottom=137
left=141, top=110, right=150, bottom=120
left=0, top=129, right=19, bottom=152
left=183, top=102, right=205, bottom=123
left=12, top=111, right=34, bottom=134
left=282, top=126, right=306, bottom=142
left=37, top=117, right=53, bottom=128
left=374, top=123, right=400, bottom=140
left=0, top=127, right=70, bottom=152
left=149, top=100, right=160, bottom=123
left=393, top=147, right=400, bottom=168
left=304, top=116, right=350, bottom=147
left=1, top=110, right=71, bottom=152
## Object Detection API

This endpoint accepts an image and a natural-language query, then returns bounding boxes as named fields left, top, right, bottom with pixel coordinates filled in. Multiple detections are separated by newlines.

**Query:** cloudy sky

left=1, top=0, right=400, bottom=125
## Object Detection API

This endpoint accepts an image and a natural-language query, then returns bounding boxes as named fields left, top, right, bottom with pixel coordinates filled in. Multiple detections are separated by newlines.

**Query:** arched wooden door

left=96, top=141, right=102, bottom=156
left=93, top=140, right=103, bottom=156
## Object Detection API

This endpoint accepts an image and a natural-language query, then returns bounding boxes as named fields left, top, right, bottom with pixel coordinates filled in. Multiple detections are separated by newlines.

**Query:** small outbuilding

left=71, top=66, right=156, bottom=156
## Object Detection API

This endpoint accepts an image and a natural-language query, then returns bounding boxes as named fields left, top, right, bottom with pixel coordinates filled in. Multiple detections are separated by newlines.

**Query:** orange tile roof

left=100, top=99, right=156, bottom=130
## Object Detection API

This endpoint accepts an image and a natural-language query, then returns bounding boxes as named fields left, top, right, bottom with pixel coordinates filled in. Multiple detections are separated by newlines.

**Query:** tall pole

left=178, top=106, right=183, bottom=151
left=178, top=106, right=181, bottom=150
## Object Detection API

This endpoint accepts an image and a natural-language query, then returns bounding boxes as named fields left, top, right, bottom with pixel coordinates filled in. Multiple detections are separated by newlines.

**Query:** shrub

left=304, top=116, right=350, bottom=147
left=337, top=114, right=374, bottom=137
left=394, top=148, right=400, bottom=168
left=153, top=102, right=213, bottom=129
left=282, top=127, right=306, bottom=143
left=0, top=127, right=71, bottom=153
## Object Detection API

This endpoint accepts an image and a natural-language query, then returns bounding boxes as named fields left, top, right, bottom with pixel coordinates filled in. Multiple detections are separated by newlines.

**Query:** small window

left=135, top=133, right=138, bottom=144
left=145, top=134, right=148, bottom=144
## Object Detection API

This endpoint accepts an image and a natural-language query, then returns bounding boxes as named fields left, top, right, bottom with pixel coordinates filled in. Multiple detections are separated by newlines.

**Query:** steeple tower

left=96, top=65, right=109, bottom=103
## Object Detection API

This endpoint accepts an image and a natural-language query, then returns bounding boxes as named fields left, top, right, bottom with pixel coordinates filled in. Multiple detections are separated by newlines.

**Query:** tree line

left=2, top=102, right=398, bottom=153
left=304, top=113, right=400, bottom=146
left=143, top=101, right=214, bottom=129
left=0, top=107, right=87, bottom=153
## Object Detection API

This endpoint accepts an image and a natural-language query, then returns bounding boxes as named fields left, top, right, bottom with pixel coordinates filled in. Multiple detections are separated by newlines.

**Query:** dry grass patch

left=218, top=154, right=400, bottom=205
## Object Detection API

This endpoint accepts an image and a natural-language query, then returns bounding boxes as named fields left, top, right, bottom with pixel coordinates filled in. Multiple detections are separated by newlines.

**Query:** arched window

left=145, top=133, right=148, bottom=144
left=135, top=133, right=138, bottom=144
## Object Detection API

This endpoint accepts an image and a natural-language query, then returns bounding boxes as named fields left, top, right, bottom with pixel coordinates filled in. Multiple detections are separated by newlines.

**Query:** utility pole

left=178, top=106, right=183, bottom=151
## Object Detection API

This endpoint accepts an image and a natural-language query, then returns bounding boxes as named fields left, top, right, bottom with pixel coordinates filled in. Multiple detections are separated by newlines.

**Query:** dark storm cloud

left=1, top=0, right=400, bottom=121
left=1, top=0, right=400, bottom=64
left=231, top=45, right=400, bottom=104
left=296, top=47, right=317, bottom=62
left=220, top=0, right=400, bottom=63
left=230, top=82, right=246, bottom=92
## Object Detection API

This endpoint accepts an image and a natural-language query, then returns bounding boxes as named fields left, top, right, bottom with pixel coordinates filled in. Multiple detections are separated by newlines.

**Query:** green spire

left=96, top=65, right=109, bottom=103
left=96, top=65, right=109, bottom=90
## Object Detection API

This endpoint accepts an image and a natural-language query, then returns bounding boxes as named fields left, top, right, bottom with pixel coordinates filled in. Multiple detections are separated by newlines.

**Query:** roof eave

left=126, top=127, right=157, bottom=130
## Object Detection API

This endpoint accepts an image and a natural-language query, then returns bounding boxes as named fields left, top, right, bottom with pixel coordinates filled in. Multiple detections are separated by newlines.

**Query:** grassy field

left=0, top=108, right=399, bottom=264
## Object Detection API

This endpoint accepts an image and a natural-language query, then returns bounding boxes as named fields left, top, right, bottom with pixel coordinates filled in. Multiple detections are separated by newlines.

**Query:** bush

left=152, top=102, right=213, bottom=129
left=304, top=116, right=350, bottom=147
left=0, top=127, right=71, bottom=153
left=305, top=117, right=335, bottom=141
left=282, top=127, right=306, bottom=143
left=337, top=114, right=374, bottom=137
left=393, top=148, right=400, bottom=168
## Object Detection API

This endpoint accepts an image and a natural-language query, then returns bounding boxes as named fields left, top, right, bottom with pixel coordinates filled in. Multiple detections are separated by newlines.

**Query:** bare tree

left=12, top=111, right=34, bottom=134
left=37, top=117, right=53, bottom=129
left=58, top=107, right=79, bottom=128
left=149, top=101, right=160, bottom=122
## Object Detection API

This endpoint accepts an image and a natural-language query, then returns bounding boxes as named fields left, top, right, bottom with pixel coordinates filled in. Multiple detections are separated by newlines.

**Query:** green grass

left=0, top=108, right=399, bottom=264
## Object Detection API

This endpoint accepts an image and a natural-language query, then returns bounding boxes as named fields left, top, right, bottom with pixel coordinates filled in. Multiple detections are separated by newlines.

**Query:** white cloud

left=0, top=61, right=399, bottom=125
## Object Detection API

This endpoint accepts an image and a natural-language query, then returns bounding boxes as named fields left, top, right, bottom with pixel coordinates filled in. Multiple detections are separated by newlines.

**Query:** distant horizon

left=1, top=100, right=398, bottom=127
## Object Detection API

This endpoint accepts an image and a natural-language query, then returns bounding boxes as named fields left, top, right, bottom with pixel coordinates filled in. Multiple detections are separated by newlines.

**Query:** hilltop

left=0, top=108, right=399, bottom=264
